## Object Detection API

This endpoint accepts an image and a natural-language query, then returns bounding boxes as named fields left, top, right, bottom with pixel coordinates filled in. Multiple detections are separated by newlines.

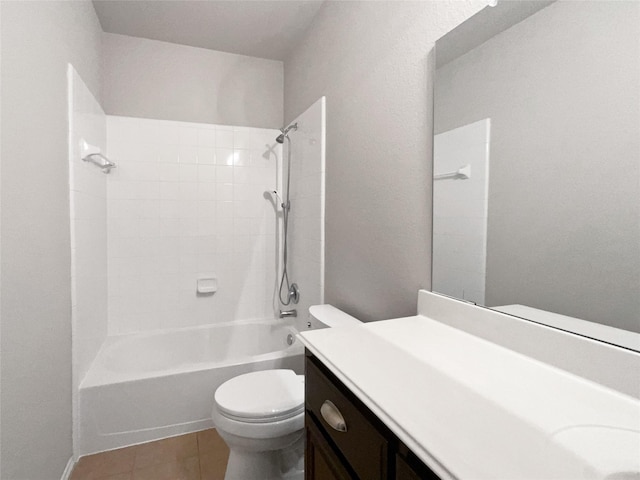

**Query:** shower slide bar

left=434, top=164, right=470, bottom=180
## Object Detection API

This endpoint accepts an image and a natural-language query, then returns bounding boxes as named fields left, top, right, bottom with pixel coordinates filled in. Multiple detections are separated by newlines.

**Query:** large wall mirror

left=433, top=0, right=640, bottom=350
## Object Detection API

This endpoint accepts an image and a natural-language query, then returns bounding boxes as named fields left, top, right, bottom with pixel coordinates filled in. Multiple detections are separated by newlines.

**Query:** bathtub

left=78, top=319, right=304, bottom=457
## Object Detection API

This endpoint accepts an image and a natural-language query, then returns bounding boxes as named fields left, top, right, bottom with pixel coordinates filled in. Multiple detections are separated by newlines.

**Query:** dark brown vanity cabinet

left=305, top=351, right=441, bottom=480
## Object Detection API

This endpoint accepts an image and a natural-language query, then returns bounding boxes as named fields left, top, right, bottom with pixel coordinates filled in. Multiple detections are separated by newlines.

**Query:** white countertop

left=298, top=315, right=640, bottom=480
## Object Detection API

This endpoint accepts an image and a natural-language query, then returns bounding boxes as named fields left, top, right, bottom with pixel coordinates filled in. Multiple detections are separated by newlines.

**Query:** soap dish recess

left=197, top=277, right=217, bottom=294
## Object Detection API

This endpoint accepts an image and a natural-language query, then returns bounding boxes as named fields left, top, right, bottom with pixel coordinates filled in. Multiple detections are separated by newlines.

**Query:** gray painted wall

left=284, top=1, right=484, bottom=321
left=435, top=1, right=640, bottom=332
left=0, top=1, right=103, bottom=478
left=103, top=33, right=284, bottom=128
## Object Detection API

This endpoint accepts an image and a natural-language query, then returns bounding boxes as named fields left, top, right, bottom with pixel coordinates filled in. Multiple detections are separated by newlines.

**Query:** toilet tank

left=308, top=305, right=362, bottom=329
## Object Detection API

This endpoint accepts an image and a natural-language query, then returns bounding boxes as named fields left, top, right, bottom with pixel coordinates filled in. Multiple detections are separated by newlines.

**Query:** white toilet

left=212, top=305, right=361, bottom=480
left=213, top=369, right=305, bottom=480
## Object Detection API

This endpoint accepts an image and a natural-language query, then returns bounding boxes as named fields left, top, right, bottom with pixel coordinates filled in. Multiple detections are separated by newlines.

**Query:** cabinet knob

left=320, top=400, right=348, bottom=432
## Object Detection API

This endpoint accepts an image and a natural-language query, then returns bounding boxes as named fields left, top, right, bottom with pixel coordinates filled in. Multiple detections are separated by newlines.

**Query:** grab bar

left=82, top=152, right=116, bottom=174
left=434, top=164, right=470, bottom=180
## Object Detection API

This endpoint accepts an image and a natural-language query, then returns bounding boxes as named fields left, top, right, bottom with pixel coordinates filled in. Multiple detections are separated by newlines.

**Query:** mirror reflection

left=433, top=0, right=640, bottom=348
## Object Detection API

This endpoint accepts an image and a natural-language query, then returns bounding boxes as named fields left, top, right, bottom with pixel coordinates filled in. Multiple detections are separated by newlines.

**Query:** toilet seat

left=215, top=369, right=304, bottom=424
left=218, top=404, right=304, bottom=424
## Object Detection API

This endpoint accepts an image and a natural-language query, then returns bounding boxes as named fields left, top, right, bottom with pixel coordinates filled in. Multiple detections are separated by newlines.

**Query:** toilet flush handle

left=320, top=400, right=347, bottom=432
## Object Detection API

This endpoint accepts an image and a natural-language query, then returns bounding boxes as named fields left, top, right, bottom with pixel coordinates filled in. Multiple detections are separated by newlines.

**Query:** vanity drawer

left=305, top=355, right=389, bottom=480
left=395, top=452, right=441, bottom=480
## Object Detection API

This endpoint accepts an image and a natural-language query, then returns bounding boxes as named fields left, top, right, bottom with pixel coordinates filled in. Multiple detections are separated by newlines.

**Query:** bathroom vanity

left=305, top=351, right=436, bottom=480
left=299, top=1, right=640, bottom=476
left=298, top=291, right=640, bottom=480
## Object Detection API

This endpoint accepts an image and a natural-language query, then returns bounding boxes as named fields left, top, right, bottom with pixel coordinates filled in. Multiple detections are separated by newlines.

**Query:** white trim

left=60, top=457, right=75, bottom=480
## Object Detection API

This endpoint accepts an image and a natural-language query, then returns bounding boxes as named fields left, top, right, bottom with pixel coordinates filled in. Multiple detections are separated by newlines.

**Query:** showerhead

left=276, top=123, right=298, bottom=143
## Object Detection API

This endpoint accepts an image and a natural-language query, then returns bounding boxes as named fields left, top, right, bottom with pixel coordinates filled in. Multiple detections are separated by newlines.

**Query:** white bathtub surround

left=76, top=115, right=303, bottom=457
left=433, top=119, right=490, bottom=305
left=68, top=65, right=109, bottom=459
left=280, top=97, right=326, bottom=328
left=78, top=320, right=303, bottom=456
left=299, top=291, right=640, bottom=480
left=106, top=116, right=282, bottom=334
left=72, top=89, right=324, bottom=463
left=69, top=66, right=109, bottom=388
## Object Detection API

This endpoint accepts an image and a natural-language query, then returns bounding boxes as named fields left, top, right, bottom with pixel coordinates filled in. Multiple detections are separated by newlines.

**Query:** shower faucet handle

left=279, top=309, right=298, bottom=318
left=288, top=283, right=300, bottom=304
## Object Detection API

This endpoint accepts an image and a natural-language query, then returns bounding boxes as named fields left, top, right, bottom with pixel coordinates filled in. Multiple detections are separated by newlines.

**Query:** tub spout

left=280, top=309, right=297, bottom=318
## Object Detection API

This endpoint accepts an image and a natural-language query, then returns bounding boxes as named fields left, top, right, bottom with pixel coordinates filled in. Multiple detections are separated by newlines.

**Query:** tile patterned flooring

left=70, top=428, right=229, bottom=480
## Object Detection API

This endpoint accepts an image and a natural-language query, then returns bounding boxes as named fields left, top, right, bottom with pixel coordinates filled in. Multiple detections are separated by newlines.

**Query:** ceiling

left=92, top=0, right=325, bottom=61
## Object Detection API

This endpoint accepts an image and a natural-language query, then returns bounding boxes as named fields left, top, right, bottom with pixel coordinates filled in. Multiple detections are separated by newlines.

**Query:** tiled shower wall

left=106, top=116, right=281, bottom=334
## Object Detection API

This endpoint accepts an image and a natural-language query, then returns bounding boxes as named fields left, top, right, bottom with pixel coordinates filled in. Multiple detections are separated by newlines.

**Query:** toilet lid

left=215, top=369, right=304, bottom=422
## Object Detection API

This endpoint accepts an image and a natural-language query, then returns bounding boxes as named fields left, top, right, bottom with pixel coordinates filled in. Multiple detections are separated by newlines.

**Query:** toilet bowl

left=212, top=305, right=362, bottom=480
left=213, top=369, right=305, bottom=480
